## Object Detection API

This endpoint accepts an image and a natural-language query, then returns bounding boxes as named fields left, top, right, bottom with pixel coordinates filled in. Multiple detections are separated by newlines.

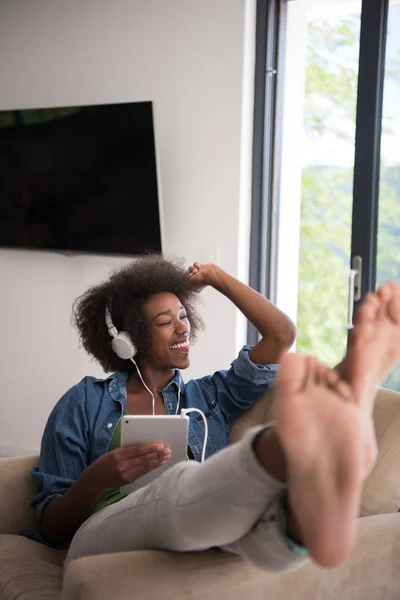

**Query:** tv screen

left=0, top=101, right=162, bottom=256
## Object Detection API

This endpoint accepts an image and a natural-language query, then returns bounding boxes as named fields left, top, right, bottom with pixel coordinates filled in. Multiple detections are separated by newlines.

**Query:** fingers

left=120, top=447, right=172, bottom=483
left=128, top=449, right=170, bottom=469
left=187, top=262, right=204, bottom=277
left=123, top=461, right=163, bottom=482
left=119, top=442, right=169, bottom=460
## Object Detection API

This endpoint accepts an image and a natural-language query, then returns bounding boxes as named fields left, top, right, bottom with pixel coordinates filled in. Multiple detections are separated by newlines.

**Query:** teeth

left=170, top=342, right=189, bottom=349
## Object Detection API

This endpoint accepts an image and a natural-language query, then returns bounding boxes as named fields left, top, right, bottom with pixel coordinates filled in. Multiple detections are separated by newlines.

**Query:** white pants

left=65, top=427, right=309, bottom=573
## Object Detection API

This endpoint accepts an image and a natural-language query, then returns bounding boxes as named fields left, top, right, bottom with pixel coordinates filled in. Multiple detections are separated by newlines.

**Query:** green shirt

left=91, top=413, right=127, bottom=515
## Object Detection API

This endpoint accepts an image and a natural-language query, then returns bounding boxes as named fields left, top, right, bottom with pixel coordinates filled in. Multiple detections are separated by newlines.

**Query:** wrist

left=252, top=427, right=287, bottom=483
left=207, top=265, right=227, bottom=291
left=83, top=463, right=107, bottom=496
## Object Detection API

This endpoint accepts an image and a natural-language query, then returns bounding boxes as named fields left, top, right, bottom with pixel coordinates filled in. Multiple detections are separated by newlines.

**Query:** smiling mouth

left=169, top=342, right=190, bottom=354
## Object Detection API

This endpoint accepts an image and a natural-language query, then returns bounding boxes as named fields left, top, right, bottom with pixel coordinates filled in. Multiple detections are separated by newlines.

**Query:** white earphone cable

left=129, top=362, right=182, bottom=419
left=180, top=408, right=207, bottom=463
left=130, top=358, right=155, bottom=416
left=175, top=374, right=182, bottom=416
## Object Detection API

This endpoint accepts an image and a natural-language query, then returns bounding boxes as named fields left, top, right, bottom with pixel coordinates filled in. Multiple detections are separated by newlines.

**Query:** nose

left=176, top=319, right=189, bottom=336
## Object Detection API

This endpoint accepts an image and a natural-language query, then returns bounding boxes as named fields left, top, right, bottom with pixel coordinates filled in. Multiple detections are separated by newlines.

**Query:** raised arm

left=188, top=262, right=296, bottom=364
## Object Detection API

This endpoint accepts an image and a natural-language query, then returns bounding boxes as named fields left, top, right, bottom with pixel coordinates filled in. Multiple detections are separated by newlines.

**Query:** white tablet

left=120, top=414, right=189, bottom=494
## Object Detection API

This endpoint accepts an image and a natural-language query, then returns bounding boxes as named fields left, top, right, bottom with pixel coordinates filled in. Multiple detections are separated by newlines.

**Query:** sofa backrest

left=231, top=384, right=400, bottom=517
left=229, top=386, right=276, bottom=444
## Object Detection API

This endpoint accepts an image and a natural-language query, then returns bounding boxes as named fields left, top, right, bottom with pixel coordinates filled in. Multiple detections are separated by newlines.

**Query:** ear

left=111, top=331, right=137, bottom=360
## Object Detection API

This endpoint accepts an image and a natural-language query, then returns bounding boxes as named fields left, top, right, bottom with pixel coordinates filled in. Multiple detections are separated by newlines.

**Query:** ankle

left=252, top=427, right=288, bottom=483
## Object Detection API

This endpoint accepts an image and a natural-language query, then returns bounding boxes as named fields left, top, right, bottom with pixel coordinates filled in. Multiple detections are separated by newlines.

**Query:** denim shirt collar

left=99, top=369, right=185, bottom=409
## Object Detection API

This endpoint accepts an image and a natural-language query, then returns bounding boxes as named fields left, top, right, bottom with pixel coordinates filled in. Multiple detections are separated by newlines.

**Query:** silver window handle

left=347, top=256, right=362, bottom=329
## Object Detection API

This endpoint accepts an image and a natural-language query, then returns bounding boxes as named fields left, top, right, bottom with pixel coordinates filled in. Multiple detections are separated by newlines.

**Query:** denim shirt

left=26, top=346, right=278, bottom=544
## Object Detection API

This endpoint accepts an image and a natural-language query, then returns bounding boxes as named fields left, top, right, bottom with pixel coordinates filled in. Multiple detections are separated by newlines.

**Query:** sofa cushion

left=360, top=387, right=400, bottom=516
left=0, top=534, right=65, bottom=600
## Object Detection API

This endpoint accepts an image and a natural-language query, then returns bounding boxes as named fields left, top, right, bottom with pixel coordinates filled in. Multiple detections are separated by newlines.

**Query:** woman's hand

left=88, top=442, right=171, bottom=490
left=187, top=262, right=221, bottom=292
left=40, top=442, right=171, bottom=546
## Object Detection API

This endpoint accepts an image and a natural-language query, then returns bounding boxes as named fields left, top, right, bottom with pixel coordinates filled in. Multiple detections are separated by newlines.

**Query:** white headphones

left=105, top=305, right=157, bottom=413
left=105, top=306, right=137, bottom=360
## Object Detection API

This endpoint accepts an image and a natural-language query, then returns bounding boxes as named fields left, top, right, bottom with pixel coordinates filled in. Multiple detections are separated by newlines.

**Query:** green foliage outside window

left=297, top=13, right=400, bottom=390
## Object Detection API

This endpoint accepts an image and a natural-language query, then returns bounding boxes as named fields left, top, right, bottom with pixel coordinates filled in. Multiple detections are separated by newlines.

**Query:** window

left=275, top=0, right=362, bottom=367
left=376, top=0, right=400, bottom=389
left=251, top=0, right=399, bottom=389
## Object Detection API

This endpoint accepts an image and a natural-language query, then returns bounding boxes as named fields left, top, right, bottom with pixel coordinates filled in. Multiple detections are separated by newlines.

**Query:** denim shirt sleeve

left=30, top=382, right=90, bottom=524
left=208, top=345, right=278, bottom=426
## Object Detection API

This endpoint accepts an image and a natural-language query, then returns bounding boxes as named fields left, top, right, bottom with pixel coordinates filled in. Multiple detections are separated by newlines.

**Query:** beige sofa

left=1, top=387, right=400, bottom=600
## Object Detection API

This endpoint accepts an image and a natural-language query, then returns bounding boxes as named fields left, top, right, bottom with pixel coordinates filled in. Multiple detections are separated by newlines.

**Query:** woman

left=28, top=254, right=385, bottom=571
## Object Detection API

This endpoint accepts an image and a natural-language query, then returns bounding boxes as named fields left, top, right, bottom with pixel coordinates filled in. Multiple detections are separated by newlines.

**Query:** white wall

left=0, top=0, right=256, bottom=455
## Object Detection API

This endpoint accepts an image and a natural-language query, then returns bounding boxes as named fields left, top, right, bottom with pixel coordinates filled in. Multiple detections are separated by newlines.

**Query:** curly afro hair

left=73, top=255, right=203, bottom=373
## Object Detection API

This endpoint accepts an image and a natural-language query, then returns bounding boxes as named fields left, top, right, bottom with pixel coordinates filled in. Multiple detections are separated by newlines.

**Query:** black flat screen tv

left=0, top=101, right=162, bottom=256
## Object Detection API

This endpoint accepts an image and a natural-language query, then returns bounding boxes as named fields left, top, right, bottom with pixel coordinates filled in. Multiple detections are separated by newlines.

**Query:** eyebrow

left=152, top=306, right=185, bottom=321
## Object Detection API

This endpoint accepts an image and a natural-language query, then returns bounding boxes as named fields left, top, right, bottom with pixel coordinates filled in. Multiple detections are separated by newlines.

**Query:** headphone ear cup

left=111, top=331, right=137, bottom=360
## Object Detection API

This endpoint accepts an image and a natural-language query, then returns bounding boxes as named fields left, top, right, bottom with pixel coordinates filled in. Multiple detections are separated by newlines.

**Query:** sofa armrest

left=62, top=513, right=400, bottom=600
left=371, top=387, right=400, bottom=446
left=360, top=387, right=400, bottom=515
left=0, top=456, right=39, bottom=534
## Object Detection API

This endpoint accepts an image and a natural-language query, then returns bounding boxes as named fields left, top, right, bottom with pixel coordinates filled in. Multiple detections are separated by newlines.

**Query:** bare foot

left=274, top=353, right=364, bottom=568
left=330, top=281, right=400, bottom=480
left=338, top=282, right=400, bottom=474
left=343, top=281, right=400, bottom=412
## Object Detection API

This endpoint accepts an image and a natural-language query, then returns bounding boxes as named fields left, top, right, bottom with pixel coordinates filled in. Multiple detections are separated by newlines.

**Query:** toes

left=315, top=362, right=335, bottom=386
left=317, top=365, right=353, bottom=401
left=354, top=283, right=400, bottom=326
left=377, top=281, right=393, bottom=304
left=333, top=379, right=353, bottom=402
left=305, top=356, right=320, bottom=387
left=376, top=282, right=400, bottom=324
left=325, top=368, right=340, bottom=388
left=277, top=353, right=309, bottom=396
left=317, top=362, right=328, bottom=386
left=376, top=282, right=394, bottom=318
left=387, top=283, right=400, bottom=325
left=311, top=359, right=322, bottom=386
left=307, top=359, right=342, bottom=393
left=354, top=292, right=380, bottom=325
left=278, top=354, right=354, bottom=404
